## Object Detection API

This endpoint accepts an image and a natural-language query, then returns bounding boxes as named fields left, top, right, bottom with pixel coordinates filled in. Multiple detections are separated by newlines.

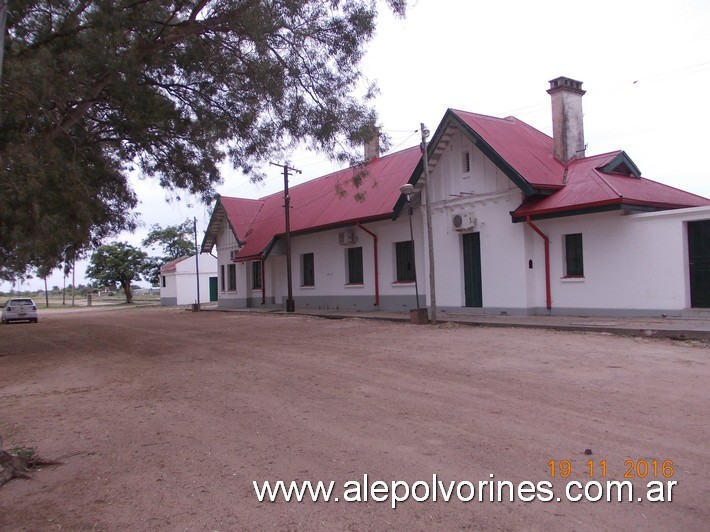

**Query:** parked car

left=1, top=298, right=39, bottom=324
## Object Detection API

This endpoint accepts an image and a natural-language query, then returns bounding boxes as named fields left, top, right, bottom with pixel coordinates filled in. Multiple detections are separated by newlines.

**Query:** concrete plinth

left=410, top=308, right=429, bottom=324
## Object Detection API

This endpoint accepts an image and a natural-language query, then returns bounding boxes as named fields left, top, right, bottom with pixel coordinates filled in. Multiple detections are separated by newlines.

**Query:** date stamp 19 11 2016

left=548, top=459, right=675, bottom=479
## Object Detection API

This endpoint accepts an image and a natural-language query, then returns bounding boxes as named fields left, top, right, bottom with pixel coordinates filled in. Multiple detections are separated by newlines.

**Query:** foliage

left=0, top=0, right=406, bottom=280
left=143, top=220, right=195, bottom=260
left=85, top=242, right=148, bottom=303
left=141, top=219, right=195, bottom=285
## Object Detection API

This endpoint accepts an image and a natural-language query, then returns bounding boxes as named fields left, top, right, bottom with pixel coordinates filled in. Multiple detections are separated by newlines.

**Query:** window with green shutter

left=565, top=233, right=584, bottom=277
left=395, top=241, right=415, bottom=282
left=347, top=247, right=364, bottom=284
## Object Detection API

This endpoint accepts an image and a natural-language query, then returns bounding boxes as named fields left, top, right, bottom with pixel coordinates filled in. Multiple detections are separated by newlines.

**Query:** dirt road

left=0, top=307, right=708, bottom=530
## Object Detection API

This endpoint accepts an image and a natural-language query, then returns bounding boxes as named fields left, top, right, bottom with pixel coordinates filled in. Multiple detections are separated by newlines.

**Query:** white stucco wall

left=208, top=118, right=709, bottom=317
left=533, top=206, right=710, bottom=315
left=214, top=220, right=243, bottom=308
left=161, top=254, right=217, bottom=306
left=423, top=128, right=530, bottom=313
left=260, top=215, right=426, bottom=311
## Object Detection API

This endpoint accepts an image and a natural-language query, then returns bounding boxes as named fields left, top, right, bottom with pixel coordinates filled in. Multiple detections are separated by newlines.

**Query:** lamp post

left=399, top=184, right=420, bottom=310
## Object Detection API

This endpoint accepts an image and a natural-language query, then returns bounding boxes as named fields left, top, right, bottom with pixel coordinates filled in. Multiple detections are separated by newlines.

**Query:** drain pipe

left=526, top=216, right=552, bottom=311
left=356, top=221, right=379, bottom=307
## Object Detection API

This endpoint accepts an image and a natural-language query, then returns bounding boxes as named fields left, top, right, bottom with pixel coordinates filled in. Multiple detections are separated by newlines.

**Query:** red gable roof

left=205, top=106, right=710, bottom=252
left=222, top=196, right=264, bottom=240
left=511, top=151, right=710, bottom=220
left=450, top=109, right=565, bottom=190
left=160, top=256, right=189, bottom=273
left=439, top=109, right=710, bottom=220
left=207, top=146, right=422, bottom=261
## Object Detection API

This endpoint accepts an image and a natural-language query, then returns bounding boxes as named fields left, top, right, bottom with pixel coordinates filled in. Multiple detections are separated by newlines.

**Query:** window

left=395, top=240, right=415, bottom=282
left=565, top=233, right=584, bottom=277
left=347, top=247, right=364, bottom=284
left=228, top=263, right=237, bottom=291
left=162, top=275, right=166, bottom=288
left=252, top=261, right=262, bottom=290
left=220, top=265, right=225, bottom=291
left=302, top=253, right=315, bottom=286
left=462, top=151, right=471, bottom=174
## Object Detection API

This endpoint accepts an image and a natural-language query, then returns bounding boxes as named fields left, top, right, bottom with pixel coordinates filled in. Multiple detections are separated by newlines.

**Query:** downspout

left=356, top=221, right=379, bottom=307
left=526, top=216, right=552, bottom=311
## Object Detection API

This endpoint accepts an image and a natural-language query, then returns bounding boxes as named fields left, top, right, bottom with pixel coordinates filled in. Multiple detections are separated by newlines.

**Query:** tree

left=143, top=220, right=195, bottom=260
left=141, top=219, right=195, bottom=285
left=0, top=0, right=406, bottom=280
left=85, top=242, right=148, bottom=304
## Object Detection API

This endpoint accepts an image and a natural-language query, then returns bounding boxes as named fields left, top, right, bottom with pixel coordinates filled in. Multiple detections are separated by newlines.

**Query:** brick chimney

left=364, top=128, right=380, bottom=162
left=547, top=77, right=586, bottom=164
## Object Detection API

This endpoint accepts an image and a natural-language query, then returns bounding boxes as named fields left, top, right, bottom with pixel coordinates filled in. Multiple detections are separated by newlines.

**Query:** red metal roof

left=160, top=256, right=189, bottom=273
left=220, top=146, right=422, bottom=261
left=450, top=110, right=565, bottom=189
left=222, top=197, right=264, bottom=239
left=205, top=107, right=710, bottom=250
left=443, top=109, right=709, bottom=218
left=512, top=151, right=710, bottom=220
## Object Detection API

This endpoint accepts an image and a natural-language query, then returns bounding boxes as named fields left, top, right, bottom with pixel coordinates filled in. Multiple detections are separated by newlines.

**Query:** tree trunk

left=72, top=260, right=76, bottom=307
left=122, top=281, right=133, bottom=304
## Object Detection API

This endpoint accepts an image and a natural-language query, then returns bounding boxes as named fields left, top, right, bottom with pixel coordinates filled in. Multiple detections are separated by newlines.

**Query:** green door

left=462, top=232, right=483, bottom=307
left=688, top=220, right=710, bottom=308
left=209, top=277, right=218, bottom=302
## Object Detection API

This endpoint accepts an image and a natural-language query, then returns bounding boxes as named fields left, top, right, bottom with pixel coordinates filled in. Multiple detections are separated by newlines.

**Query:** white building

left=201, top=77, right=710, bottom=317
left=160, top=254, right=218, bottom=306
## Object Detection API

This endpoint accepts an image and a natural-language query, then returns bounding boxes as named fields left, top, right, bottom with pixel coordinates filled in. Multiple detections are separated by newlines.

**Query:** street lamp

left=400, top=183, right=420, bottom=311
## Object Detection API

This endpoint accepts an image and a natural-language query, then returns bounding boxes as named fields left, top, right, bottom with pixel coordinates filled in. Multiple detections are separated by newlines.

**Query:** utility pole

left=194, top=217, right=201, bottom=310
left=270, top=161, right=302, bottom=312
left=421, top=123, right=437, bottom=324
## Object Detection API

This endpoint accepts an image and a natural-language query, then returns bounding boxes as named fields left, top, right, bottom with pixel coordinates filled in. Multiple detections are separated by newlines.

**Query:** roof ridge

left=220, top=195, right=265, bottom=204
left=449, top=108, right=516, bottom=124
left=578, top=150, right=623, bottom=163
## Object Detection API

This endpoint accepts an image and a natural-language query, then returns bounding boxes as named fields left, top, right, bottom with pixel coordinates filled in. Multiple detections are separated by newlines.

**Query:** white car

left=1, top=298, right=39, bottom=324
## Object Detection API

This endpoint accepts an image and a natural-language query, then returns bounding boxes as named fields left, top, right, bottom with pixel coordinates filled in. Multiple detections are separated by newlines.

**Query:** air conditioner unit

left=338, top=230, right=358, bottom=245
left=452, top=213, right=477, bottom=232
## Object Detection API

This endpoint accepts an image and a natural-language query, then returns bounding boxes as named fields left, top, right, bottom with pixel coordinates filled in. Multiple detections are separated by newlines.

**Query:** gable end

left=430, top=111, right=537, bottom=196
left=599, top=151, right=641, bottom=178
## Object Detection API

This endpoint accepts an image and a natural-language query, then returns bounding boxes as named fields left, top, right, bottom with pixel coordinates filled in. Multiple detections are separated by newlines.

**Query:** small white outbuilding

left=160, top=254, right=218, bottom=306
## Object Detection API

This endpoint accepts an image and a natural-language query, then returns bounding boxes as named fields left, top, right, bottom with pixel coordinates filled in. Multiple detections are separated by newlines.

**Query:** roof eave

left=245, top=213, right=395, bottom=262
left=511, top=199, right=696, bottom=222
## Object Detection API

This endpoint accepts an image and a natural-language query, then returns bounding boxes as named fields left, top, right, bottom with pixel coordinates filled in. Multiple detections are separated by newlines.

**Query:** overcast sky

left=7, top=0, right=710, bottom=292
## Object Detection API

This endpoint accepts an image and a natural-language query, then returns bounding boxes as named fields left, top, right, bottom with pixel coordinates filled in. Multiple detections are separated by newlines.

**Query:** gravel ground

left=0, top=306, right=708, bottom=531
